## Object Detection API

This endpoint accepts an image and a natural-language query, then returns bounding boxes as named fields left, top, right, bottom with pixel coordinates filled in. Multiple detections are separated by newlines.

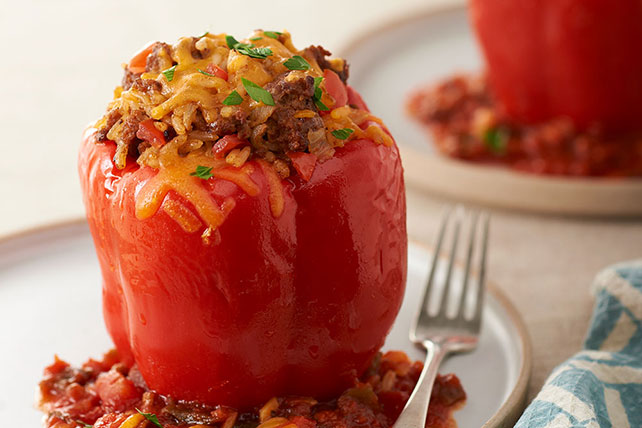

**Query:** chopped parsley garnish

left=242, top=78, right=274, bottom=106
left=223, top=90, right=243, bottom=106
left=161, top=65, right=177, bottom=82
left=331, top=128, right=354, bottom=140
left=250, top=36, right=262, bottom=41
left=225, top=35, right=241, bottom=49
left=136, top=409, right=163, bottom=428
left=226, top=35, right=273, bottom=59
left=75, top=421, right=92, bottom=428
left=284, top=55, right=310, bottom=71
left=197, top=68, right=214, bottom=77
left=483, top=127, right=509, bottom=154
left=198, top=31, right=209, bottom=38
left=190, top=165, right=214, bottom=180
left=238, top=46, right=273, bottom=59
left=264, top=31, right=282, bottom=39
left=313, top=77, right=329, bottom=111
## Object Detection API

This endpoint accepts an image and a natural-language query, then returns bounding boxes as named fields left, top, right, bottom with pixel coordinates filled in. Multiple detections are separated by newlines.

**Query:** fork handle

left=392, top=340, right=448, bottom=428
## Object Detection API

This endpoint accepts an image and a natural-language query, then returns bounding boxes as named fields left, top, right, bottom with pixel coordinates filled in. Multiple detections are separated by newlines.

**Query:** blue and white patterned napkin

left=515, top=261, right=642, bottom=428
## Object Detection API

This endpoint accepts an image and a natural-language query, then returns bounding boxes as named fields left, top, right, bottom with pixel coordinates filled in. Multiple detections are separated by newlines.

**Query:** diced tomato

left=136, top=119, right=166, bottom=147
left=212, top=135, right=247, bottom=158
left=432, top=373, right=466, bottom=406
left=94, top=370, right=140, bottom=411
left=128, top=43, right=154, bottom=74
left=323, top=69, right=348, bottom=109
left=287, top=152, right=317, bottom=182
left=378, top=390, right=408, bottom=422
left=44, top=356, right=69, bottom=376
left=346, top=86, right=369, bottom=111
left=205, top=63, right=229, bottom=81
left=93, top=413, right=130, bottom=428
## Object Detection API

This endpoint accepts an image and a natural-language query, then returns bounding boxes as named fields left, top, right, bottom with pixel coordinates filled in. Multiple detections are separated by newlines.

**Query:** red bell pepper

left=470, top=0, right=642, bottom=132
left=323, top=69, right=348, bottom=109
left=78, top=129, right=407, bottom=409
left=212, top=134, right=246, bottom=158
left=287, top=151, right=317, bottom=181
left=347, top=85, right=369, bottom=112
left=127, top=43, right=154, bottom=74
left=136, top=119, right=166, bottom=147
left=206, top=63, right=229, bottom=81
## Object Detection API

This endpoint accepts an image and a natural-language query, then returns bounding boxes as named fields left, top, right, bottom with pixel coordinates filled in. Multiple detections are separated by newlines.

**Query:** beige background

left=1, top=0, right=641, bottom=404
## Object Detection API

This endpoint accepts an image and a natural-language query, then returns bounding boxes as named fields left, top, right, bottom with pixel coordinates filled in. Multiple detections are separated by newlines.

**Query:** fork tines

left=411, top=206, right=489, bottom=343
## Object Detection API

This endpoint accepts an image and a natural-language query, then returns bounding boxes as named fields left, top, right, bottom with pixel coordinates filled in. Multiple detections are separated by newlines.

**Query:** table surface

left=1, top=0, right=641, bottom=406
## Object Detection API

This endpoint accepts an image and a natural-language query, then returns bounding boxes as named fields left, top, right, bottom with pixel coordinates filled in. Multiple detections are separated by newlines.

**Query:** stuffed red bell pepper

left=78, top=31, right=407, bottom=409
left=407, top=0, right=642, bottom=176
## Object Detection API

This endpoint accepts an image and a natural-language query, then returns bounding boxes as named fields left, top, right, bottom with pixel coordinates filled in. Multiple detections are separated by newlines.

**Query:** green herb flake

left=197, top=68, right=214, bottom=77
left=283, top=55, right=310, bottom=71
left=264, top=31, right=282, bottom=39
left=236, top=45, right=273, bottom=59
left=483, top=127, right=509, bottom=154
left=242, top=78, right=274, bottom=106
left=198, top=31, right=209, bottom=38
left=250, top=36, right=263, bottom=41
left=331, top=128, right=354, bottom=140
left=225, top=35, right=240, bottom=49
left=136, top=409, right=163, bottom=428
left=161, top=65, right=177, bottom=82
left=190, top=165, right=214, bottom=180
left=313, top=77, right=329, bottom=111
left=226, top=34, right=273, bottom=59
left=223, top=90, right=243, bottom=106
left=75, top=421, right=92, bottom=428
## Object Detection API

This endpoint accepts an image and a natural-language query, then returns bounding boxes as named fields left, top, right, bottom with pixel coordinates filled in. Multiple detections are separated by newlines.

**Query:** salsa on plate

left=38, top=351, right=465, bottom=428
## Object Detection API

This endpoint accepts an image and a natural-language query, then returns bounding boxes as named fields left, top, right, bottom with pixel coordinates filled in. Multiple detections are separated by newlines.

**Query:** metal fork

left=392, top=207, right=489, bottom=428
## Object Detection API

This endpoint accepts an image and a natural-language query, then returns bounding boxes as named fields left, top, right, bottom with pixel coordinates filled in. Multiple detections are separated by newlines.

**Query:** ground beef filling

left=303, top=45, right=349, bottom=83
left=38, top=351, right=465, bottom=428
left=407, top=74, right=642, bottom=177
left=264, top=74, right=325, bottom=153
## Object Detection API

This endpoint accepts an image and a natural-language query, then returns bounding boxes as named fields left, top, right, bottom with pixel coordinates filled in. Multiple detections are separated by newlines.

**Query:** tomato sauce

left=407, top=74, right=642, bottom=177
left=38, top=350, right=465, bottom=428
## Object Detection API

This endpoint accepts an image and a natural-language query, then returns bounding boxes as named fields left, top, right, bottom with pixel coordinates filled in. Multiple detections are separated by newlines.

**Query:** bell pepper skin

left=470, top=0, right=642, bottom=132
left=78, top=131, right=407, bottom=409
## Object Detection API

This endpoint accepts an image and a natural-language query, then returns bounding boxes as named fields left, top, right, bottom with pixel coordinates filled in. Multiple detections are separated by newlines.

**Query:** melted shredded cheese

left=134, top=139, right=247, bottom=240
left=258, top=160, right=285, bottom=218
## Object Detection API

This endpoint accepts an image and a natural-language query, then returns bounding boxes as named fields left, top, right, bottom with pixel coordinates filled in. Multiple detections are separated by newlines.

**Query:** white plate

left=340, top=5, right=642, bottom=217
left=0, top=220, right=530, bottom=427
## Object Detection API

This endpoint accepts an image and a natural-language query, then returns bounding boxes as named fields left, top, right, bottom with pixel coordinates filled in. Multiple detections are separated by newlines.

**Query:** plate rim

left=0, top=218, right=533, bottom=428
left=337, top=3, right=642, bottom=218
